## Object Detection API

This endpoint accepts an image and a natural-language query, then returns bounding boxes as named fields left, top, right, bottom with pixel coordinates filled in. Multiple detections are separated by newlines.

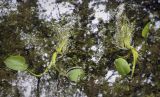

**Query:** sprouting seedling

left=29, top=26, right=71, bottom=77
left=4, top=22, right=72, bottom=77
left=113, top=13, right=138, bottom=77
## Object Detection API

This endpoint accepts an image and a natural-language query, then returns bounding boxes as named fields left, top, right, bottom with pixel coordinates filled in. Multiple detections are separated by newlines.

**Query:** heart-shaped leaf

left=67, top=67, right=85, bottom=83
left=4, top=55, right=28, bottom=71
left=114, top=58, right=131, bottom=76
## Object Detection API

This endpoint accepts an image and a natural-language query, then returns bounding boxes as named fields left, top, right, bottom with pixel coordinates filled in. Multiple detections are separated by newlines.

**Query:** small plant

left=3, top=23, right=85, bottom=83
left=114, top=14, right=138, bottom=77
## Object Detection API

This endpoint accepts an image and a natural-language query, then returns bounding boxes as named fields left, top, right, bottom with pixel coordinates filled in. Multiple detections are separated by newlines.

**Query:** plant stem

left=27, top=52, right=57, bottom=77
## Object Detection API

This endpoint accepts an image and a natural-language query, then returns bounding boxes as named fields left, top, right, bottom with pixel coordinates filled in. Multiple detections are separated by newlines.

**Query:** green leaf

left=114, top=58, right=131, bottom=76
left=131, top=48, right=139, bottom=77
left=142, top=22, right=150, bottom=38
left=67, top=67, right=85, bottom=83
left=4, top=55, right=28, bottom=71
